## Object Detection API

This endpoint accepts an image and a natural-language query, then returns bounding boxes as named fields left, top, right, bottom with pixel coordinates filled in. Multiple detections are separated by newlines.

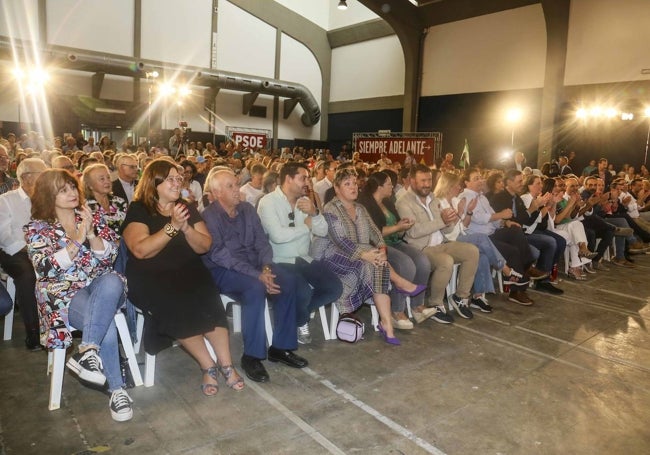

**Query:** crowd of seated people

left=2, top=130, right=650, bottom=423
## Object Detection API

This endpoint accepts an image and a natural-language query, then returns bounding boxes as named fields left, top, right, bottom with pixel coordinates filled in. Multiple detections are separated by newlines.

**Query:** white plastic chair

left=47, top=311, right=143, bottom=410
left=2, top=276, right=15, bottom=341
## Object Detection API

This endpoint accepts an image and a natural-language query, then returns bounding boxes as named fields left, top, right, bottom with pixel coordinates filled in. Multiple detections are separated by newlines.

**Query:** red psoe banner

left=231, top=131, right=267, bottom=149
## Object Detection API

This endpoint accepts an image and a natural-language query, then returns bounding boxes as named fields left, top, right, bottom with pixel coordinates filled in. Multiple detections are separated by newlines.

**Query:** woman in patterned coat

left=312, top=168, right=401, bottom=345
left=25, top=169, right=133, bottom=422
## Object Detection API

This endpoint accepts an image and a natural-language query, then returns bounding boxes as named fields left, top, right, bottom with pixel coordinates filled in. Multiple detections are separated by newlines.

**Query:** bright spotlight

left=505, top=108, right=523, bottom=123
left=576, top=108, right=587, bottom=119
left=590, top=106, right=603, bottom=117
left=178, top=86, right=192, bottom=97
left=29, top=68, right=50, bottom=85
left=621, top=112, right=634, bottom=121
left=158, top=82, right=176, bottom=96
left=500, top=149, right=514, bottom=162
left=605, top=107, right=618, bottom=118
left=645, top=107, right=650, bottom=118
left=13, top=67, right=25, bottom=80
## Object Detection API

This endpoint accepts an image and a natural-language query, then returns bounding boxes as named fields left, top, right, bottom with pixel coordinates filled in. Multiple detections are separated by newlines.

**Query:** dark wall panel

left=328, top=108, right=403, bottom=152
left=417, top=89, right=543, bottom=169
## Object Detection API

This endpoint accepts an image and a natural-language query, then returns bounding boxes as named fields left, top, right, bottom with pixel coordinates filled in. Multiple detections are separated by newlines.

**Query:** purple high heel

left=395, top=283, right=427, bottom=297
left=377, top=322, right=401, bottom=346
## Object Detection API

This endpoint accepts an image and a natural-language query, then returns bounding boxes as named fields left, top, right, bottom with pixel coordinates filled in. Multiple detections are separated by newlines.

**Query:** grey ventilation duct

left=196, top=71, right=321, bottom=126
left=0, top=38, right=321, bottom=126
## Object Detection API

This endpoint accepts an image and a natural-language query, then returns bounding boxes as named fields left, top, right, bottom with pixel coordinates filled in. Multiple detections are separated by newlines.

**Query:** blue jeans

left=457, top=233, right=505, bottom=295
left=278, top=258, right=342, bottom=326
left=209, top=264, right=298, bottom=359
left=604, top=217, right=635, bottom=259
left=68, top=272, right=126, bottom=392
left=527, top=232, right=560, bottom=274
left=387, top=242, right=431, bottom=312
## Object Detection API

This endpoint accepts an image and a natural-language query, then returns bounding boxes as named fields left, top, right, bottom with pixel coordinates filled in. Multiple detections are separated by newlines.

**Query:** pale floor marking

left=246, top=380, right=347, bottom=455
left=559, top=281, right=649, bottom=302
left=301, top=367, right=447, bottom=455
left=452, top=324, right=591, bottom=372
left=527, top=288, right=648, bottom=316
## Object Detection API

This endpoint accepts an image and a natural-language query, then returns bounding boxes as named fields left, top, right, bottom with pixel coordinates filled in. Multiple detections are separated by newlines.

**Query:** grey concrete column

left=537, top=0, right=570, bottom=168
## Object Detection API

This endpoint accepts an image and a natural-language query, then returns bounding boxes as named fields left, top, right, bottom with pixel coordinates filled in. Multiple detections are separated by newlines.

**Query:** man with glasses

left=0, top=157, right=47, bottom=350
left=0, top=145, right=18, bottom=195
left=257, top=162, right=342, bottom=344
left=202, top=169, right=308, bottom=383
left=112, top=154, right=139, bottom=203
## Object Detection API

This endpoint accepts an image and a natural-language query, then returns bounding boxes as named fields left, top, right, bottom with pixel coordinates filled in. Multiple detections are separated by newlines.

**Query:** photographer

left=169, top=128, right=183, bottom=158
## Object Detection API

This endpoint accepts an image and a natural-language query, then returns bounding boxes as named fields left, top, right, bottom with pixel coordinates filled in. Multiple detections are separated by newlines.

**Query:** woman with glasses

left=122, top=159, right=244, bottom=396
left=82, top=163, right=128, bottom=234
left=312, top=168, right=419, bottom=346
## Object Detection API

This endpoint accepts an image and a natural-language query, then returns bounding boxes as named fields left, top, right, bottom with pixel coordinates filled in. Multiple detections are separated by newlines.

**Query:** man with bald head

left=201, top=170, right=308, bottom=383
left=0, top=157, right=47, bottom=350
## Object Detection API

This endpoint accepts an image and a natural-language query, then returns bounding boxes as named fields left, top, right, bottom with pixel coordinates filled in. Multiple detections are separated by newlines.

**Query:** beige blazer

left=395, top=190, right=455, bottom=251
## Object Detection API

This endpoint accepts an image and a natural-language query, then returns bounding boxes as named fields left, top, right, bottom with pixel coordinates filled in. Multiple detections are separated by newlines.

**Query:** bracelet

left=466, top=211, right=473, bottom=216
left=71, top=239, right=82, bottom=249
left=164, top=223, right=179, bottom=238
left=262, top=264, right=273, bottom=274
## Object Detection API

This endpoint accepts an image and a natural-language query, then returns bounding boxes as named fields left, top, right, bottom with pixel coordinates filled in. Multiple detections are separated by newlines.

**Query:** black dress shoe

left=267, top=347, right=308, bottom=369
left=241, top=354, right=270, bottom=383
left=535, top=281, right=564, bottom=295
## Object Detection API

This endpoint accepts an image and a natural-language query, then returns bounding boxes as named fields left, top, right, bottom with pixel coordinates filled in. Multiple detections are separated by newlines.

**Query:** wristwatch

left=164, top=223, right=179, bottom=238
left=466, top=211, right=473, bottom=216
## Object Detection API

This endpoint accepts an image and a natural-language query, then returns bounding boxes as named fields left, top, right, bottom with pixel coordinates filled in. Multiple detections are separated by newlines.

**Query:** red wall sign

left=231, top=132, right=267, bottom=149
left=354, top=137, right=435, bottom=165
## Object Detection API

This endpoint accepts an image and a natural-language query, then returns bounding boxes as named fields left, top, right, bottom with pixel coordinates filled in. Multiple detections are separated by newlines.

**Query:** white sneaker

left=110, top=388, right=133, bottom=422
left=297, top=323, right=312, bottom=344
left=66, top=349, right=106, bottom=385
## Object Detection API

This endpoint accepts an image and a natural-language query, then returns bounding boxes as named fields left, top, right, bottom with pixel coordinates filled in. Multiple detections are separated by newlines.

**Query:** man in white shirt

left=257, top=162, right=342, bottom=344
left=82, top=136, right=100, bottom=154
left=313, top=160, right=337, bottom=204
left=0, top=158, right=47, bottom=350
left=239, top=163, right=266, bottom=206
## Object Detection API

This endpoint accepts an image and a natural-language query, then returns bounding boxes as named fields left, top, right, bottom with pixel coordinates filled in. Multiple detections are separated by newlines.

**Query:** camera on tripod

left=179, top=121, right=191, bottom=143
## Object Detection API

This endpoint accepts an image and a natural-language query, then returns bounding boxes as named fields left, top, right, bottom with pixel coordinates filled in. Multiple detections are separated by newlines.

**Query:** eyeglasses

left=165, top=176, right=184, bottom=185
left=121, top=164, right=139, bottom=170
left=288, top=211, right=295, bottom=227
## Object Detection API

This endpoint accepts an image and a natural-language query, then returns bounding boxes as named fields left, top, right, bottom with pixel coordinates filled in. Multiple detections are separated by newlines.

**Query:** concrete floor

left=2, top=254, right=650, bottom=455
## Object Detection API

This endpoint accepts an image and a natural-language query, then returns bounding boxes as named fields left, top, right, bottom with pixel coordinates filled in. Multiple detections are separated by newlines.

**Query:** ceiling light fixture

left=337, top=1, right=348, bottom=11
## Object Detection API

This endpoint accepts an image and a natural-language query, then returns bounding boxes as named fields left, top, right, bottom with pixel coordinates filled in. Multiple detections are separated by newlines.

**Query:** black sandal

left=217, top=364, right=245, bottom=391
left=200, top=366, right=219, bottom=396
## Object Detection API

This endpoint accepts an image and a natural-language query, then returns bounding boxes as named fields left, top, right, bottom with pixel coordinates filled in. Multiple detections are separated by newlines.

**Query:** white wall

left=329, top=0, right=379, bottom=30
left=330, top=35, right=404, bottom=102
left=273, top=0, right=329, bottom=29
left=47, top=0, right=134, bottom=56
left=141, top=0, right=212, bottom=67
left=278, top=33, right=321, bottom=140
left=565, top=0, right=650, bottom=86
left=215, top=0, right=276, bottom=77
left=421, top=4, right=546, bottom=96
left=0, top=0, right=40, bottom=43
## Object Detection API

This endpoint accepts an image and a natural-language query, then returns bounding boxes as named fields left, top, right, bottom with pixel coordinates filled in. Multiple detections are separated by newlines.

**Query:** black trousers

left=0, top=248, right=39, bottom=333
left=581, top=215, right=614, bottom=261
left=489, top=226, right=534, bottom=292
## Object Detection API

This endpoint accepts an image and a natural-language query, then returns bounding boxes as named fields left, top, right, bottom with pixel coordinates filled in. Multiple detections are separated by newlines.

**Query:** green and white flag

left=459, top=139, right=470, bottom=169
